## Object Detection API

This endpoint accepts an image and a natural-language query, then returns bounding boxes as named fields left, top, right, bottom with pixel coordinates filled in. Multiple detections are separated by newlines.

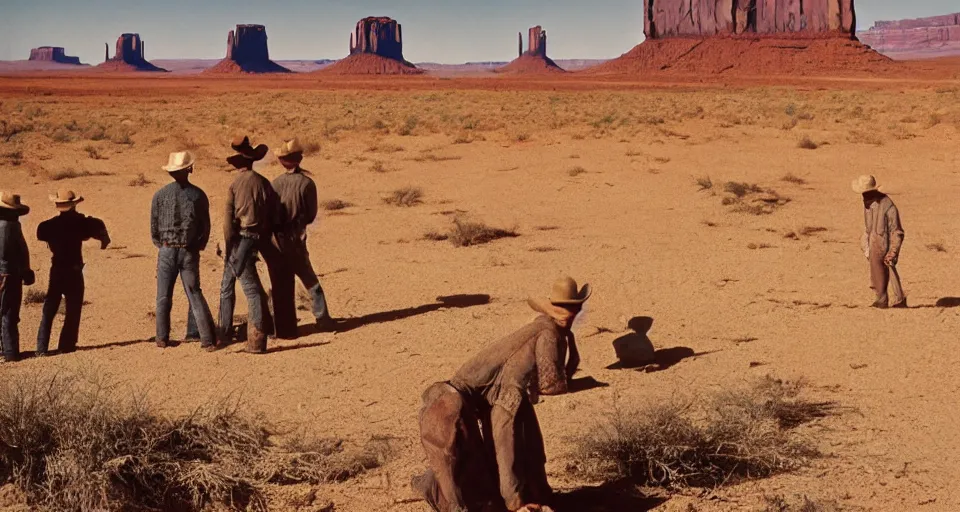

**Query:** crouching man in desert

left=853, top=175, right=906, bottom=308
left=413, top=277, right=589, bottom=512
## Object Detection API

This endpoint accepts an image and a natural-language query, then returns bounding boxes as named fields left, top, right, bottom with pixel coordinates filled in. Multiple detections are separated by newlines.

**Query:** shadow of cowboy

left=298, top=294, right=491, bottom=336
left=606, top=316, right=714, bottom=372
left=553, top=480, right=668, bottom=511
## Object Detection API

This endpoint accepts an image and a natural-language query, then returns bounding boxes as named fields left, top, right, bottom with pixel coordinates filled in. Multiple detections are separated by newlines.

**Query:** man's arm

left=223, top=185, right=236, bottom=249
left=860, top=208, right=870, bottom=258
left=197, top=191, right=211, bottom=251
left=150, top=192, right=161, bottom=249
left=565, top=332, right=580, bottom=381
left=490, top=393, right=524, bottom=511
left=86, top=217, right=111, bottom=249
left=304, top=179, right=318, bottom=227
left=886, top=204, right=905, bottom=264
left=16, top=223, right=33, bottom=285
left=536, top=332, right=569, bottom=396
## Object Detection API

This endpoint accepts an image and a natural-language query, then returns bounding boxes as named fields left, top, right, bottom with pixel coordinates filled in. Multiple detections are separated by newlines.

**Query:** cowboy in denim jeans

left=151, top=151, right=217, bottom=350
left=0, top=192, right=35, bottom=363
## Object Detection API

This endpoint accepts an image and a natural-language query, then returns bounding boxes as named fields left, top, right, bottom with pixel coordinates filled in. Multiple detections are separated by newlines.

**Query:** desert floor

left=1, top=72, right=960, bottom=511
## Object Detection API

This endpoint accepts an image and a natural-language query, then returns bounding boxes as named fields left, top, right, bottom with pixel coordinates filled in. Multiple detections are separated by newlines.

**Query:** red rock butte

left=317, top=17, right=422, bottom=75
left=98, top=33, right=166, bottom=72
left=643, top=0, right=857, bottom=39
left=858, top=13, right=960, bottom=58
left=496, top=26, right=566, bottom=74
left=28, top=47, right=82, bottom=65
left=205, top=24, right=291, bottom=74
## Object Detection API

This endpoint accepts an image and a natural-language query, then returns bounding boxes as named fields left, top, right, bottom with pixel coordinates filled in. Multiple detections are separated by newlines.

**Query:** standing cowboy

left=0, top=192, right=35, bottom=363
left=853, top=175, right=906, bottom=308
left=35, top=190, right=110, bottom=356
left=218, top=136, right=280, bottom=353
left=413, top=277, right=590, bottom=512
left=271, top=138, right=334, bottom=332
left=151, top=151, right=218, bottom=350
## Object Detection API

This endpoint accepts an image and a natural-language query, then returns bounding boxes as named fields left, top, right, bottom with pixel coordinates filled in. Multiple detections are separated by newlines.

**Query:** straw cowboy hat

left=0, top=191, right=29, bottom=215
left=162, top=151, right=195, bottom=173
left=230, top=136, right=268, bottom=162
left=49, top=189, right=84, bottom=211
left=275, top=138, right=305, bottom=160
left=852, top=175, right=881, bottom=194
left=549, top=276, right=591, bottom=305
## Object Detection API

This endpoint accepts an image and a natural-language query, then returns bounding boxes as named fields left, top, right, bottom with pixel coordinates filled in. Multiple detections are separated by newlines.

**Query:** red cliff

left=205, top=24, right=291, bottom=74
left=28, top=47, right=82, bottom=65
left=317, top=17, right=422, bottom=75
left=643, top=0, right=857, bottom=39
left=98, top=33, right=166, bottom=72
left=858, top=13, right=960, bottom=58
left=497, top=26, right=566, bottom=74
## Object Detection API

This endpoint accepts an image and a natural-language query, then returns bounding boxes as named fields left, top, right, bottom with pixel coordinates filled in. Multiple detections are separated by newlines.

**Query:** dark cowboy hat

left=229, top=136, right=269, bottom=162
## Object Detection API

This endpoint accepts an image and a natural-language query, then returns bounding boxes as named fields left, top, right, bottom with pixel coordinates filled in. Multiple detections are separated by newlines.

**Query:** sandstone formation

left=317, top=17, right=422, bottom=75
left=205, top=24, right=291, bottom=74
left=643, top=0, right=857, bottom=39
left=98, top=33, right=166, bottom=72
left=496, top=26, right=565, bottom=74
left=28, top=47, right=82, bottom=65
left=858, top=13, right=960, bottom=58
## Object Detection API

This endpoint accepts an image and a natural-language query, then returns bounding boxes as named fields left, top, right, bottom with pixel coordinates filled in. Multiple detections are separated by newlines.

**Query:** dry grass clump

left=718, top=182, right=789, bottom=215
left=128, top=173, right=152, bottom=187
left=411, top=153, right=462, bottom=163
left=763, top=494, right=837, bottom=512
left=0, top=373, right=388, bottom=512
left=696, top=176, right=713, bottom=191
left=383, top=186, right=424, bottom=207
left=83, top=145, right=105, bottom=160
left=926, top=242, right=947, bottom=253
left=45, top=168, right=113, bottom=182
left=781, top=173, right=806, bottom=185
left=425, top=216, right=519, bottom=247
left=369, top=161, right=390, bottom=173
left=568, top=166, right=587, bottom=177
left=321, top=199, right=353, bottom=211
left=366, top=142, right=404, bottom=153
left=23, top=289, right=46, bottom=305
left=797, top=136, right=818, bottom=150
left=571, top=377, right=831, bottom=490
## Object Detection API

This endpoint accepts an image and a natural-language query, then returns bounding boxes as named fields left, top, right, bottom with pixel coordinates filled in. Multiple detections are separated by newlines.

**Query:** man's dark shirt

left=0, top=212, right=29, bottom=276
left=151, top=181, right=211, bottom=251
left=37, top=210, right=108, bottom=268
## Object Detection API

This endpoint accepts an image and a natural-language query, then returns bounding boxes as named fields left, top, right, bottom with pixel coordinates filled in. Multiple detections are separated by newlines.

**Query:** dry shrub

left=797, top=136, right=818, bottom=150
left=0, top=373, right=388, bottom=512
left=128, top=173, right=152, bottom=187
left=571, top=377, right=831, bottom=490
left=723, top=182, right=764, bottom=198
left=2, top=150, right=23, bottom=166
left=799, top=226, right=827, bottom=237
left=781, top=173, right=806, bottom=185
left=302, top=140, right=322, bottom=156
left=45, top=169, right=113, bottom=181
left=719, top=182, right=789, bottom=215
left=926, top=242, right=947, bottom=253
left=425, top=217, right=518, bottom=247
left=696, top=176, right=713, bottom=191
left=383, top=186, right=424, bottom=207
left=847, top=130, right=883, bottom=146
left=83, top=145, right=105, bottom=160
left=411, top=153, right=462, bottom=163
left=23, top=289, right=46, bottom=305
left=568, top=166, right=587, bottom=177
left=321, top=199, right=353, bottom=211
left=366, top=142, right=403, bottom=153
left=764, top=494, right=837, bottom=512
left=369, top=161, right=389, bottom=173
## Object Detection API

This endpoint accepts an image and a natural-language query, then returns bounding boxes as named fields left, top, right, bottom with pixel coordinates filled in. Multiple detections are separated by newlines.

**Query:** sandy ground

left=1, top=71, right=960, bottom=511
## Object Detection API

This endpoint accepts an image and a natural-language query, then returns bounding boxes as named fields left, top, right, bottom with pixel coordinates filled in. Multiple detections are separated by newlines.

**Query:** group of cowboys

left=0, top=136, right=332, bottom=361
left=0, top=160, right=908, bottom=511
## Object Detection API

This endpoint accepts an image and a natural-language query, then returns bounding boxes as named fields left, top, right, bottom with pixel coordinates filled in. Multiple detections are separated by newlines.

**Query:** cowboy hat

left=852, top=175, right=880, bottom=194
left=162, top=151, right=196, bottom=173
left=275, top=138, right=305, bottom=159
left=230, top=136, right=268, bottom=162
left=549, top=276, right=591, bottom=305
left=0, top=191, right=30, bottom=215
left=49, top=189, right=84, bottom=211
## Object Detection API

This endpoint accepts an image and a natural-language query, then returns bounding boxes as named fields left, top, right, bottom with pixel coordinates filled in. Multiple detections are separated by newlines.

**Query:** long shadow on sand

left=605, top=317, right=715, bottom=373
left=77, top=339, right=152, bottom=352
left=310, top=294, right=491, bottom=335
left=554, top=481, right=667, bottom=511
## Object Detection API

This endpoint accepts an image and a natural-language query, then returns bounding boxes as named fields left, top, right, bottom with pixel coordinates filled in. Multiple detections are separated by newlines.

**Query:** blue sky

left=0, top=0, right=957, bottom=64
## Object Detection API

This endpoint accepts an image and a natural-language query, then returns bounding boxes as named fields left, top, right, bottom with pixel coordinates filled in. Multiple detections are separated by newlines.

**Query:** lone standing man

left=218, top=136, right=278, bottom=353
left=151, top=151, right=218, bottom=350
left=35, top=189, right=110, bottom=356
left=0, top=192, right=35, bottom=363
left=271, top=138, right=334, bottom=332
left=853, top=175, right=906, bottom=308
left=413, top=277, right=590, bottom=512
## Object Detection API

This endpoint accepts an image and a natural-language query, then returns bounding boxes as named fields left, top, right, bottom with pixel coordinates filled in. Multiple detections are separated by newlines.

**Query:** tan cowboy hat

left=549, top=276, right=591, bottom=305
left=0, top=191, right=30, bottom=215
left=49, top=189, right=84, bottom=211
left=275, top=138, right=305, bottom=159
left=162, top=151, right=196, bottom=172
left=852, top=175, right=880, bottom=194
left=230, top=135, right=268, bottom=162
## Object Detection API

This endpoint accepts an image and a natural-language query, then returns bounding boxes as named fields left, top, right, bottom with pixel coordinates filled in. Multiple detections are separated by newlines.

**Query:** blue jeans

left=156, top=248, right=215, bottom=344
left=36, top=266, right=84, bottom=354
left=218, top=237, right=270, bottom=340
left=0, top=274, right=23, bottom=361
left=276, top=233, right=329, bottom=320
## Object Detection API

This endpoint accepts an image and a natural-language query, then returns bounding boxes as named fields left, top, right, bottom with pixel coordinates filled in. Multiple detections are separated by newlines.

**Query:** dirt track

left=1, top=67, right=960, bottom=511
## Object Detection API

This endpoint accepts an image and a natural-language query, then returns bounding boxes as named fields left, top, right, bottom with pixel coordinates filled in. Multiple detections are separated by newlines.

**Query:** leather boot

left=245, top=324, right=267, bottom=354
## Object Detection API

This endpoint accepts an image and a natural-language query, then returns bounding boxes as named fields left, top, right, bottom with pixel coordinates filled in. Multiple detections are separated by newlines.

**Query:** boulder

left=28, top=47, right=82, bottom=65
left=858, top=13, right=960, bottom=58
left=643, top=0, right=857, bottom=39
left=99, top=33, right=166, bottom=72
left=206, top=24, right=291, bottom=74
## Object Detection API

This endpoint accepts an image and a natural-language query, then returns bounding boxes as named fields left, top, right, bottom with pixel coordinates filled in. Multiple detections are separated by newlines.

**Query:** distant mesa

left=317, top=17, right=423, bottom=75
left=205, top=24, right=291, bottom=74
left=587, top=0, right=892, bottom=76
left=98, top=33, right=167, bottom=72
left=858, top=13, right=960, bottom=59
left=29, top=47, right=82, bottom=65
left=496, top=26, right=566, bottom=74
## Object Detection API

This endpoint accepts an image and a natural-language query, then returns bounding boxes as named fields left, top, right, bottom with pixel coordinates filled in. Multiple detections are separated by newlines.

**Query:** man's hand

left=22, top=269, right=35, bottom=286
left=884, top=252, right=898, bottom=266
left=517, top=505, right=554, bottom=512
left=100, top=236, right=111, bottom=250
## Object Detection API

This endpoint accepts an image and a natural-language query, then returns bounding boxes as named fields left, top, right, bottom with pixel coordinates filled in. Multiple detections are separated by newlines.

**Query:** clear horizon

left=1, top=0, right=957, bottom=65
